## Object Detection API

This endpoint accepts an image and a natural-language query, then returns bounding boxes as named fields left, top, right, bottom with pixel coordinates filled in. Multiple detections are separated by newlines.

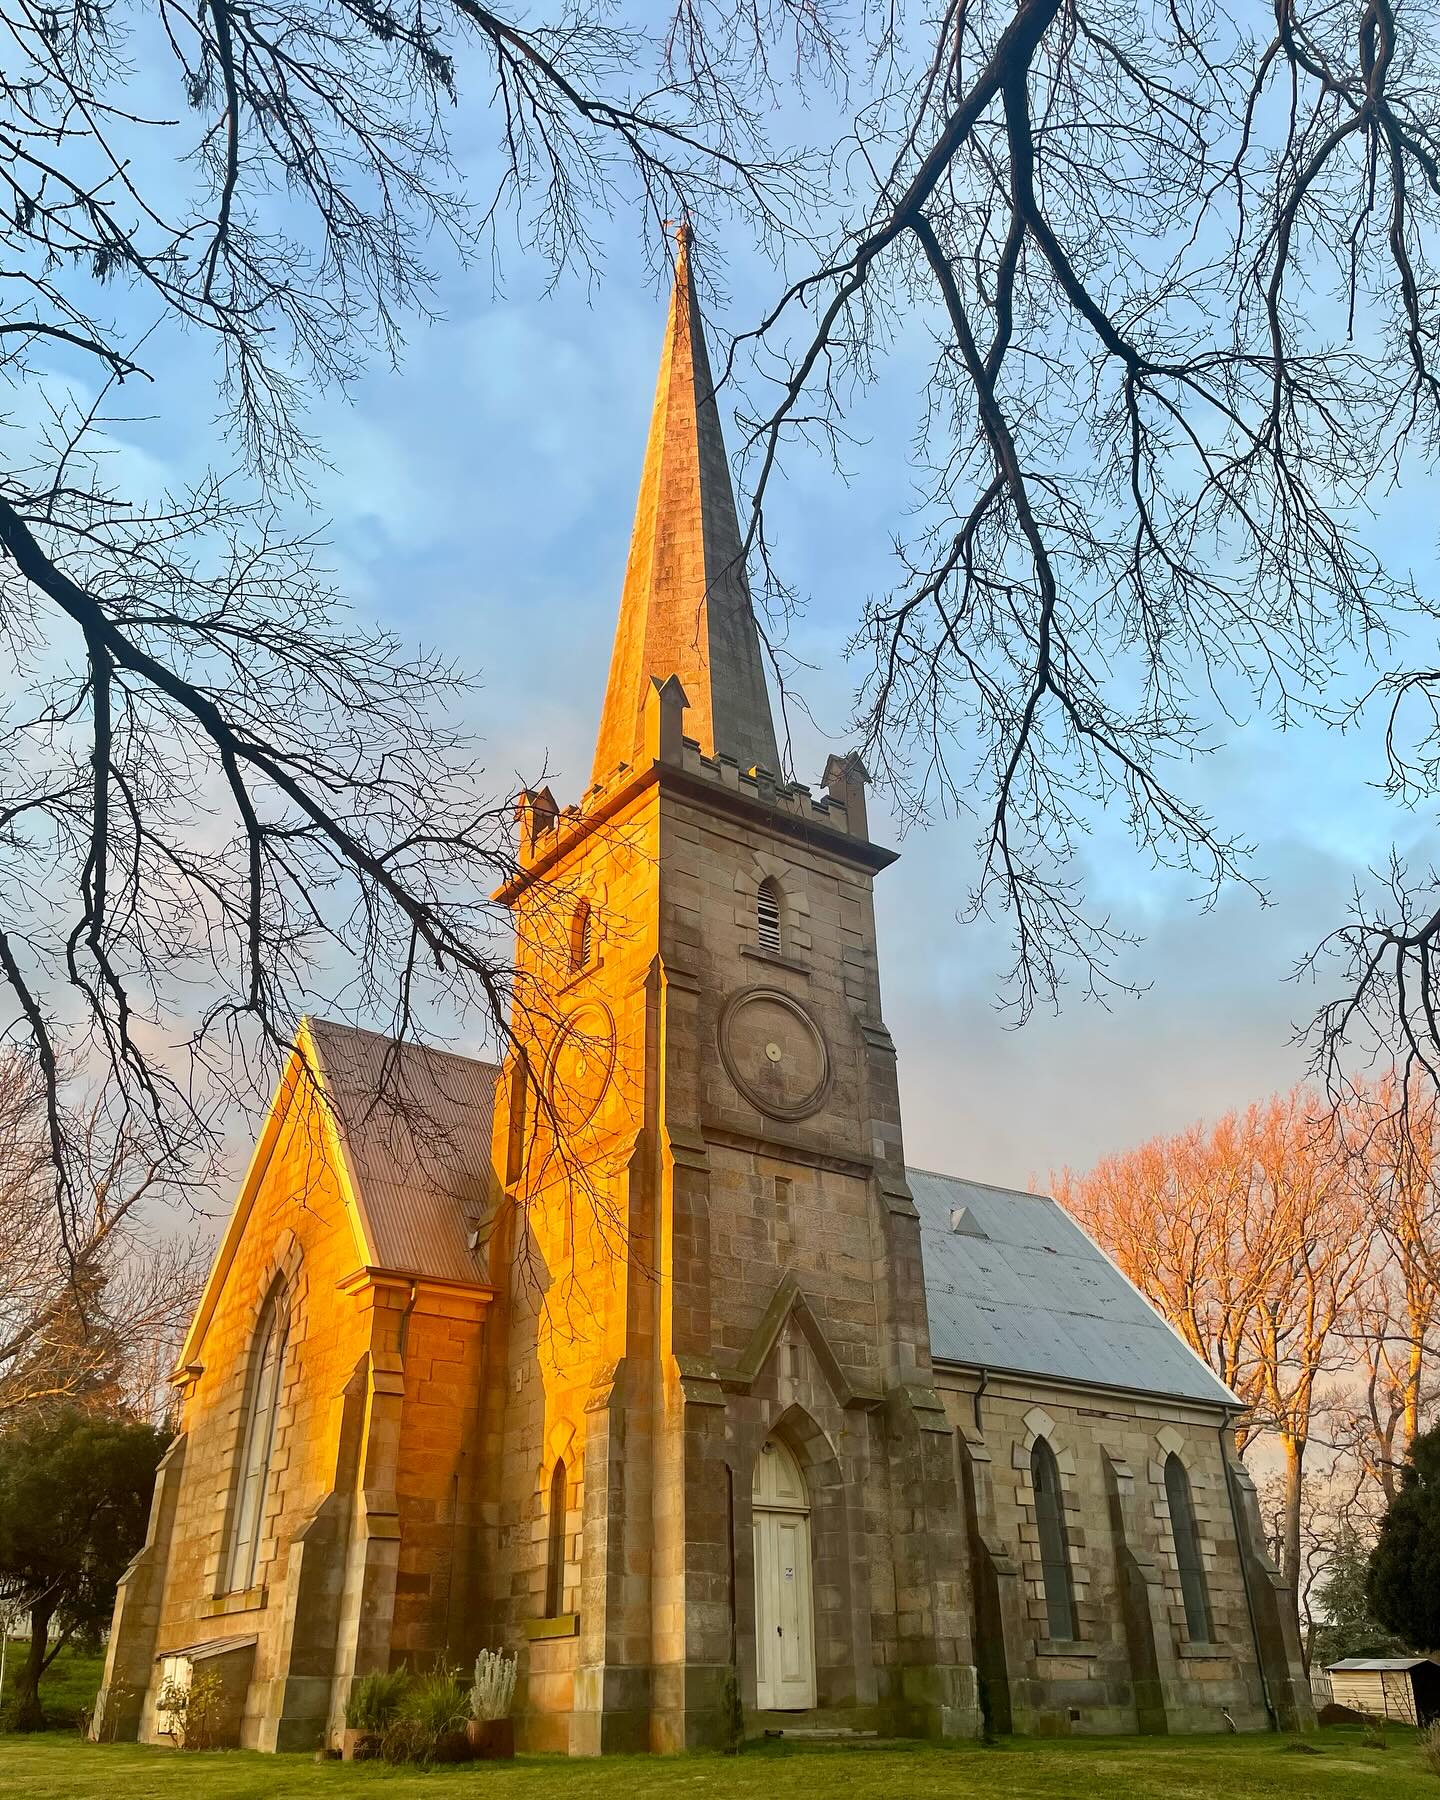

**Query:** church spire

left=590, top=227, right=780, bottom=788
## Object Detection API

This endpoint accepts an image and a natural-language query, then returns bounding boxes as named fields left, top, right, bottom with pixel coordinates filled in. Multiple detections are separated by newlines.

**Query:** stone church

left=95, top=235, right=1312, bottom=1754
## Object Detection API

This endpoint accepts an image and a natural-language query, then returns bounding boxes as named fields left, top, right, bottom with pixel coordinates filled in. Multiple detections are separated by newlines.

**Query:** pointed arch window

left=1164, top=1453, right=1214, bottom=1643
left=1031, top=1438, right=1078, bottom=1640
left=226, top=1289, right=288, bottom=1592
left=545, top=1457, right=568, bottom=1616
left=570, top=900, right=593, bottom=972
left=756, top=877, right=783, bottom=956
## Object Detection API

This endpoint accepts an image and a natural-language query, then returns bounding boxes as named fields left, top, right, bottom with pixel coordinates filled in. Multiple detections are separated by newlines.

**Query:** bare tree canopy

left=1057, top=1077, right=1440, bottom=1647
left=0, top=1051, right=208, bottom=1421
left=0, top=0, right=817, bottom=1216
left=730, top=0, right=1440, bottom=1058
left=7, top=0, right=1440, bottom=1247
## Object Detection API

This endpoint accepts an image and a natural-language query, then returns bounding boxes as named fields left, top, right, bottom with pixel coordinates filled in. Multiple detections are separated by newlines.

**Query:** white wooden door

left=753, top=1439, right=817, bottom=1711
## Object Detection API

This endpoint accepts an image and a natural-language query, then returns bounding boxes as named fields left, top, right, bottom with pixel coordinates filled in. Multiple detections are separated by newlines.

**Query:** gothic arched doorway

left=752, top=1436, right=817, bottom=1710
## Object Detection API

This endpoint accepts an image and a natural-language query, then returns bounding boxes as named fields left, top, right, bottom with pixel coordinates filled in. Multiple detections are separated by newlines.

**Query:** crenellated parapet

left=509, top=679, right=876, bottom=895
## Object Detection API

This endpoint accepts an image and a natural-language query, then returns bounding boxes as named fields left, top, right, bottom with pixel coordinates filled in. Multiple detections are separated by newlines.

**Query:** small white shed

left=1326, top=1657, right=1440, bottom=1725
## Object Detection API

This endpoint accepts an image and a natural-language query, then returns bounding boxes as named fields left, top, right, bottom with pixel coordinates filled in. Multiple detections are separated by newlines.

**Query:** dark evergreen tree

left=0, top=1409, right=167, bottom=1729
left=1313, top=1538, right=1406, bottom=1666
left=1367, top=1427, right=1440, bottom=1652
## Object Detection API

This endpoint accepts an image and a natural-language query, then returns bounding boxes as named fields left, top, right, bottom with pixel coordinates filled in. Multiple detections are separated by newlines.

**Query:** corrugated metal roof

left=159, top=1635, right=259, bottom=1662
left=910, top=1167, right=1238, bottom=1408
left=1327, top=1658, right=1432, bottom=1671
left=308, top=1019, right=499, bottom=1286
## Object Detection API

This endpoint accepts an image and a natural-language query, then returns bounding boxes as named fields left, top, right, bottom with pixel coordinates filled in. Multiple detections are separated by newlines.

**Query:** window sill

left=524, top=1614, right=579, bottom=1641
left=205, top=1585, right=266, bottom=1616
left=558, top=958, right=604, bottom=996
left=740, top=946, right=809, bottom=978
left=1034, top=1640, right=1097, bottom=1659
left=1177, top=1643, right=1230, bottom=1660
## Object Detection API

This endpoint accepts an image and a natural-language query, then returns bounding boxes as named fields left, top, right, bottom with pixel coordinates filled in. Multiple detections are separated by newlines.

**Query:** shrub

left=1422, top=1720, right=1440, bottom=1778
left=380, top=1717, right=435, bottom=1765
left=154, top=1677, right=190, bottom=1742
left=87, top=1681, right=136, bottom=1743
left=345, top=1666, right=410, bottom=1731
left=183, top=1671, right=225, bottom=1751
left=401, top=1666, right=468, bottom=1734
left=468, top=1648, right=517, bottom=1722
left=154, top=1669, right=224, bottom=1750
left=378, top=1665, right=470, bottom=1764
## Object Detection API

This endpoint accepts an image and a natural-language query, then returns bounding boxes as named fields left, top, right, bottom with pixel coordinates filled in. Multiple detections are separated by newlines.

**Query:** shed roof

left=307, top=1019, right=499, bottom=1286
left=909, top=1167, right=1238, bottom=1409
left=157, top=1635, right=259, bottom=1662
left=1327, top=1658, right=1433, bottom=1672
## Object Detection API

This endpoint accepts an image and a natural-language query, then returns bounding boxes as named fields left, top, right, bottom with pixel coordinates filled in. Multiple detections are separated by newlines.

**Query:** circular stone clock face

left=545, top=1001, right=617, bottom=1129
left=717, top=987, right=832, bottom=1121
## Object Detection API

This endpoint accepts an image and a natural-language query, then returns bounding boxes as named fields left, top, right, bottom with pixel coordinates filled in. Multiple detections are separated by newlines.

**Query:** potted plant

left=341, top=1667, right=409, bottom=1760
left=465, top=1647, right=517, bottom=1759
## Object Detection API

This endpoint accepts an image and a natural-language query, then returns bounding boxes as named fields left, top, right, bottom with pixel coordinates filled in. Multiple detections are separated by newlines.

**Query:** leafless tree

left=722, top=0, right=1440, bottom=1051
left=1257, top=1454, right=1380, bottom=1672
left=1327, top=1080, right=1440, bottom=1498
left=11, top=0, right=1440, bottom=1259
left=0, top=0, right=817, bottom=1243
left=1058, top=1087, right=1371, bottom=1621
left=0, top=1050, right=209, bottom=1422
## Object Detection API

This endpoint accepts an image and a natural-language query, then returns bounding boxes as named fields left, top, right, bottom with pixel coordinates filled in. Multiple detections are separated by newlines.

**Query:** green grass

left=0, top=1639, right=105, bottom=1731
left=0, top=1727, right=1429, bottom=1799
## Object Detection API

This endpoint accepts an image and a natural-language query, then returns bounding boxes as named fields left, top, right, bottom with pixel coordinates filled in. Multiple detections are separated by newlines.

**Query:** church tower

left=487, top=229, right=981, bottom=1753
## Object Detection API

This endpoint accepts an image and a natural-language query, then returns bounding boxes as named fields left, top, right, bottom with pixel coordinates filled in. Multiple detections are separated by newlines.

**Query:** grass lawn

left=0, top=1638, right=105, bottom=1731
left=0, top=1727, right=1430, bottom=1799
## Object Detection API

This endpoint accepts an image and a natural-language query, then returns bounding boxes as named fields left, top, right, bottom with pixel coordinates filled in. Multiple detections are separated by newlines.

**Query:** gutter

left=932, top=1355, right=1237, bottom=1417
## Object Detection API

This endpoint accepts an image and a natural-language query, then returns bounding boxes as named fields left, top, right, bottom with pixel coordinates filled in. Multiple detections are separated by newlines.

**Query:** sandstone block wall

left=938, top=1374, right=1272, bottom=1734
left=142, top=1087, right=373, bottom=1751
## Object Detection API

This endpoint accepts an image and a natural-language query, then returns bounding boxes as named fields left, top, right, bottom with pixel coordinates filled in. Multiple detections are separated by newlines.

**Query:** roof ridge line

left=906, top=1163, right=1053, bottom=1201
left=306, top=1015, right=500, bottom=1074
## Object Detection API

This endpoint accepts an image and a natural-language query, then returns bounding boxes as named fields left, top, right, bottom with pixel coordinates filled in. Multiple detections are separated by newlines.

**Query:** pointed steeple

left=591, top=227, right=780, bottom=787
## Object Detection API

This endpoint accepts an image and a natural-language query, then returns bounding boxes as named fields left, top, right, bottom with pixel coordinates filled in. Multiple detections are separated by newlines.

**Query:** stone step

left=763, top=1727, right=881, bottom=1740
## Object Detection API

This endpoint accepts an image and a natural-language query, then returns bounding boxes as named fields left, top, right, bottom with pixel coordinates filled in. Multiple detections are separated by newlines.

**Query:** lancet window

left=1164, top=1453, right=1214, bottom=1643
left=1031, top=1437, right=1078, bottom=1640
left=226, top=1288, right=288, bottom=1592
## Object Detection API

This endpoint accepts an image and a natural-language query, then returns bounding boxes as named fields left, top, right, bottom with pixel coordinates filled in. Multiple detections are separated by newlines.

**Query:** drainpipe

left=1218, top=1410, right=1277, bottom=1731
left=398, top=1280, right=418, bottom=1359
left=972, top=1367, right=990, bottom=1437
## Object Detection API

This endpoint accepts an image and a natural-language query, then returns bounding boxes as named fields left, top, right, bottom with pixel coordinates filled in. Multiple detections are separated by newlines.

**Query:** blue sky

left=284, top=245, right=1429, bottom=1187
left=16, top=20, right=1438, bottom=1193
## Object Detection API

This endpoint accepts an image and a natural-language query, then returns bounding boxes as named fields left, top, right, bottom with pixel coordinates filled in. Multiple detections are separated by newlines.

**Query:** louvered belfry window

left=756, top=878, right=783, bottom=955
left=570, top=900, right=593, bottom=972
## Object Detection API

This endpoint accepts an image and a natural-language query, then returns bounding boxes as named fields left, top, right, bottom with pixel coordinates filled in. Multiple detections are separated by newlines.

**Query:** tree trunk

left=1405, top=1322, right=1424, bottom=1453
left=10, top=1598, right=54, bottom=1731
left=1281, top=1435, right=1305, bottom=1639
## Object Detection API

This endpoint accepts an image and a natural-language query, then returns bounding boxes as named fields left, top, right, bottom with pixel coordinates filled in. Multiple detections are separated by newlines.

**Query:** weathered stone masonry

left=95, top=231, right=1311, bottom=1755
